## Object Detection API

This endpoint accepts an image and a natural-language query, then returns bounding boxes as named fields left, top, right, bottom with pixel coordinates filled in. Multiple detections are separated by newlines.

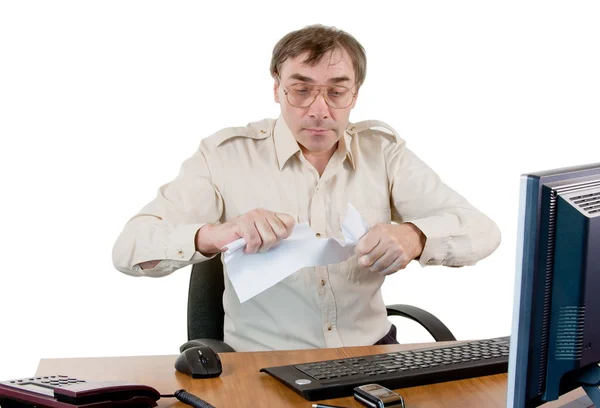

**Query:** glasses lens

left=326, top=86, right=353, bottom=108
left=287, top=84, right=314, bottom=107
left=287, top=84, right=353, bottom=108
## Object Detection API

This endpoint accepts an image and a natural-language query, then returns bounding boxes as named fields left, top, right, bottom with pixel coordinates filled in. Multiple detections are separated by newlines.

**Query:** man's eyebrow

left=327, top=76, right=352, bottom=84
left=288, top=73, right=314, bottom=82
left=287, top=73, right=353, bottom=84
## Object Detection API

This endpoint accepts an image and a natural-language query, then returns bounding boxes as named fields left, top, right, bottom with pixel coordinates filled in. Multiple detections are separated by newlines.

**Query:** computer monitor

left=507, top=163, right=600, bottom=408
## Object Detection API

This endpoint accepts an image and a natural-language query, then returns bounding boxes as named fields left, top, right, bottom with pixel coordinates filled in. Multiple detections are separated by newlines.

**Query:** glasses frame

left=277, top=75, right=358, bottom=109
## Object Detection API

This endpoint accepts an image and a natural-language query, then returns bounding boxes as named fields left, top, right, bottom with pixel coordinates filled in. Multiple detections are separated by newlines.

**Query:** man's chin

left=302, top=140, right=339, bottom=154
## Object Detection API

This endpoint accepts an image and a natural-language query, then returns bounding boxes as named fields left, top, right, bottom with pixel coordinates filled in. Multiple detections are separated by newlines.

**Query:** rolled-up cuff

left=166, top=223, right=210, bottom=262
left=131, top=223, right=217, bottom=277
left=406, top=216, right=457, bottom=267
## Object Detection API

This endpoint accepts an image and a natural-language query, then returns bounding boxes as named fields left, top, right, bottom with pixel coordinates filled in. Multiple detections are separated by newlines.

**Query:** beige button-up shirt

left=112, top=117, right=501, bottom=351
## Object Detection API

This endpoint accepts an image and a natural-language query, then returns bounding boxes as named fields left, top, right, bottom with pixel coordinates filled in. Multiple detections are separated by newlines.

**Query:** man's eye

left=294, top=88, right=310, bottom=95
left=328, top=89, right=346, bottom=98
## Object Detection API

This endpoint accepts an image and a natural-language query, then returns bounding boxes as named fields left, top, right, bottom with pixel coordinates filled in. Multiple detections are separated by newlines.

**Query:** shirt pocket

left=278, top=265, right=311, bottom=286
left=364, top=206, right=392, bottom=227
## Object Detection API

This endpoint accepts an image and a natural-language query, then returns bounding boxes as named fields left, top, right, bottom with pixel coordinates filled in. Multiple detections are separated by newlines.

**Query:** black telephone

left=0, top=375, right=161, bottom=408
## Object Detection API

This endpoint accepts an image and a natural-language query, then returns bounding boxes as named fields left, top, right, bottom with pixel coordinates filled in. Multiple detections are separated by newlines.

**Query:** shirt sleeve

left=112, top=140, right=223, bottom=277
left=387, top=143, right=501, bottom=267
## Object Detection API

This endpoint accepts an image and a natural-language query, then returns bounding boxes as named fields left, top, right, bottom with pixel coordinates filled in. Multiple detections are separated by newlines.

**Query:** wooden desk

left=36, top=343, right=587, bottom=408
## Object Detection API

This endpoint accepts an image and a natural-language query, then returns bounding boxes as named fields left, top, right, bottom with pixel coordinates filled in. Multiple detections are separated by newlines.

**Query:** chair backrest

left=187, top=256, right=225, bottom=341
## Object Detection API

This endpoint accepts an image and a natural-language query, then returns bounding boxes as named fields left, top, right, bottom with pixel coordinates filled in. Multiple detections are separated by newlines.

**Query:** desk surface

left=36, top=342, right=586, bottom=408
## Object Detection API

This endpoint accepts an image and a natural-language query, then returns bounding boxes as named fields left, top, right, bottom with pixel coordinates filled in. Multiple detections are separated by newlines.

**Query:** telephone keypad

left=3, top=376, right=86, bottom=389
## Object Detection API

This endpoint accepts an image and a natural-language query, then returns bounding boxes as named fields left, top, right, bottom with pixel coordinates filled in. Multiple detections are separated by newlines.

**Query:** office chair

left=180, top=256, right=456, bottom=353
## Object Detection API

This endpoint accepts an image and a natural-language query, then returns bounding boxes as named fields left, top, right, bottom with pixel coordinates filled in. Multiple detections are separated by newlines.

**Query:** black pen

left=312, top=404, right=348, bottom=408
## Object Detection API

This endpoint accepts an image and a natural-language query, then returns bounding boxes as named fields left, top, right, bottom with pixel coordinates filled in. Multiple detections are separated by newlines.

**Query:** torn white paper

left=223, top=203, right=369, bottom=303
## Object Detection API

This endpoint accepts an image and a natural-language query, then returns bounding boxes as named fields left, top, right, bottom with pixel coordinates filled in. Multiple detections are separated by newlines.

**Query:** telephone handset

left=0, top=375, right=161, bottom=408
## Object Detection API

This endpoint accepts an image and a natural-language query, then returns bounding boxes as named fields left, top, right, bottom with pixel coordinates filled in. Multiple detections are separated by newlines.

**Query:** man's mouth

left=305, top=128, right=329, bottom=134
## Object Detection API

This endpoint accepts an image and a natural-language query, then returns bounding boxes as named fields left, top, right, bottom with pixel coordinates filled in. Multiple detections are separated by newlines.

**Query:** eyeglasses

left=278, top=77, right=357, bottom=109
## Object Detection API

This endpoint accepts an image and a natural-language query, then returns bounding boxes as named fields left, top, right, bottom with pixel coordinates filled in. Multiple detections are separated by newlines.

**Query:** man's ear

left=273, top=78, right=280, bottom=103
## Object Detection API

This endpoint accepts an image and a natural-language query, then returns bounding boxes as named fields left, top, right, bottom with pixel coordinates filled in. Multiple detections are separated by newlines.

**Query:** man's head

left=270, top=25, right=367, bottom=155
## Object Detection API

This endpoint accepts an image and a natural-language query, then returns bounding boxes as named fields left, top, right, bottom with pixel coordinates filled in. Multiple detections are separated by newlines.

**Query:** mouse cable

left=160, top=389, right=216, bottom=408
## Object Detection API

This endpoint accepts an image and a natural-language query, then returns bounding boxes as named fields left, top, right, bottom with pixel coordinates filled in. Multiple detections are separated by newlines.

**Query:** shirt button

left=315, top=233, right=322, bottom=238
left=320, top=279, right=326, bottom=286
left=327, top=324, right=332, bottom=331
left=177, top=250, right=184, bottom=258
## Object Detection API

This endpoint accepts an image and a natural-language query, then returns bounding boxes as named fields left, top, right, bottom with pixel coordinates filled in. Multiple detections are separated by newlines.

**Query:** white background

left=1, top=1, right=599, bottom=381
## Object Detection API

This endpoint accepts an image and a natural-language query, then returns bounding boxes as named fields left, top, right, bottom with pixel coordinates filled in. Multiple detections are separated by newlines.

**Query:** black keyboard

left=259, top=336, right=510, bottom=401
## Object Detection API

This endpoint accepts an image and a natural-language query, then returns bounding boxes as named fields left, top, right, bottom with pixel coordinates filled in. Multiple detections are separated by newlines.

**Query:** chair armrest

left=386, top=304, right=456, bottom=342
left=180, top=338, right=236, bottom=353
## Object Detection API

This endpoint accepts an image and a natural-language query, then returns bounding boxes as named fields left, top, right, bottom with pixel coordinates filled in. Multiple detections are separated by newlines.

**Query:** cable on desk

left=160, top=389, right=216, bottom=408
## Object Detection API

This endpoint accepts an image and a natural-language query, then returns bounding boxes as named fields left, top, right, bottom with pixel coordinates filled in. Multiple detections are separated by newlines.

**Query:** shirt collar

left=274, top=117, right=301, bottom=171
left=274, top=117, right=356, bottom=171
left=341, top=129, right=356, bottom=170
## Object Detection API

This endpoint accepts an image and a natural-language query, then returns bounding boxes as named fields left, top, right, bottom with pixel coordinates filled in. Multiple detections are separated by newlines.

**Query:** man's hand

left=195, top=209, right=296, bottom=255
left=355, top=223, right=426, bottom=275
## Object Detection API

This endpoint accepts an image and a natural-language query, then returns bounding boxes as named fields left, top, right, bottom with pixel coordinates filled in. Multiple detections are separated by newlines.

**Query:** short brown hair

left=270, top=24, right=367, bottom=88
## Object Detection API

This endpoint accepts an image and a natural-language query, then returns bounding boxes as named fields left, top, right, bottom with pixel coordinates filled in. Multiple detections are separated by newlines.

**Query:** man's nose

left=307, top=90, right=330, bottom=120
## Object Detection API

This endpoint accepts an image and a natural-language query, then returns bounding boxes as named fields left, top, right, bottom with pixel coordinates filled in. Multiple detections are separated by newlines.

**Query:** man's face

left=274, top=47, right=358, bottom=154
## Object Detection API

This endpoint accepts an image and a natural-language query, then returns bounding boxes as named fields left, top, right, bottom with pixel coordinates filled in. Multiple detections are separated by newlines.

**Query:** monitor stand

left=558, top=363, right=600, bottom=408
left=559, top=395, right=593, bottom=408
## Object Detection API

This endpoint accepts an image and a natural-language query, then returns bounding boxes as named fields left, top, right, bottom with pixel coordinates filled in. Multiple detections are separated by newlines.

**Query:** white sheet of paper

left=223, top=203, right=369, bottom=303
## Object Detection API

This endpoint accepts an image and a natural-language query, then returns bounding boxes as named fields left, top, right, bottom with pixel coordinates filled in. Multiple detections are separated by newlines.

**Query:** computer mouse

left=174, top=345, right=222, bottom=378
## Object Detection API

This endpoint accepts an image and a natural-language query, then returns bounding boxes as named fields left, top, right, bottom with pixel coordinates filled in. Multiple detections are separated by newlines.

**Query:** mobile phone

left=353, top=384, right=405, bottom=408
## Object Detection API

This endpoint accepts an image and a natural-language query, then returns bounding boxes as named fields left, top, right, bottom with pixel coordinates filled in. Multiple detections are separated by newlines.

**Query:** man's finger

left=275, top=213, right=296, bottom=236
left=368, top=249, right=397, bottom=273
left=239, top=221, right=262, bottom=254
left=254, top=217, right=277, bottom=252
left=266, top=212, right=289, bottom=238
left=379, top=258, right=405, bottom=276
left=355, top=230, right=381, bottom=257
left=358, top=237, right=384, bottom=268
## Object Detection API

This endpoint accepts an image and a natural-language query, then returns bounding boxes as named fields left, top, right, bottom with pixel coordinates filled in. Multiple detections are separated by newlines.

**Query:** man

left=112, top=24, right=501, bottom=351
